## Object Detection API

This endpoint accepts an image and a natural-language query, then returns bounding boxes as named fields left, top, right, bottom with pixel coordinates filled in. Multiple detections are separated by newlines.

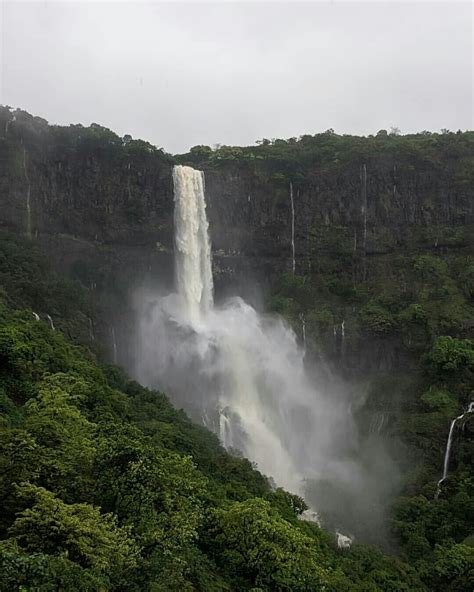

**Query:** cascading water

left=300, top=312, right=306, bottom=351
left=46, top=314, right=55, bottom=331
left=289, top=181, right=296, bottom=274
left=436, top=402, right=474, bottom=498
left=23, top=147, right=32, bottom=239
left=136, top=165, right=371, bottom=502
left=173, top=165, right=213, bottom=323
left=111, top=326, right=118, bottom=364
left=88, top=318, right=95, bottom=341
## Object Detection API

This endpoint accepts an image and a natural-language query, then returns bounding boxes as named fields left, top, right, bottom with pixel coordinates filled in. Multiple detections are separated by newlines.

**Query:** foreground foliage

left=0, top=234, right=437, bottom=591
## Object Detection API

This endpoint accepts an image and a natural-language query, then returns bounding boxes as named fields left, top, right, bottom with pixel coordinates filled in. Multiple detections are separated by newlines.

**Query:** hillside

left=0, top=106, right=473, bottom=590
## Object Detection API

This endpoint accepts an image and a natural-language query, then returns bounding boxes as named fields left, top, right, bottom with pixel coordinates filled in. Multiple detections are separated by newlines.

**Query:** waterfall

left=137, top=165, right=357, bottom=497
left=32, top=312, right=40, bottom=321
left=5, top=113, right=15, bottom=138
left=361, top=164, right=367, bottom=250
left=336, top=531, right=353, bottom=550
left=111, top=326, right=118, bottom=364
left=219, top=408, right=233, bottom=449
left=46, top=314, right=55, bottom=330
left=436, top=402, right=474, bottom=498
left=23, top=147, right=32, bottom=239
left=300, top=313, right=306, bottom=350
left=88, top=318, right=95, bottom=341
left=360, top=164, right=367, bottom=280
left=290, top=181, right=296, bottom=274
left=173, top=165, right=214, bottom=323
left=127, top=162, right=132, bottom=200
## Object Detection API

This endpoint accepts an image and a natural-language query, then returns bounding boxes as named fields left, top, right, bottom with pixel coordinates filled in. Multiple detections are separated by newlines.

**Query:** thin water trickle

left=436, top=402, right=474, bottom=498
left=23, top=147, right=32, bottom=238
left=290, top=181, right=296, bottom=274
left=111, top=326, right=118, bottom=364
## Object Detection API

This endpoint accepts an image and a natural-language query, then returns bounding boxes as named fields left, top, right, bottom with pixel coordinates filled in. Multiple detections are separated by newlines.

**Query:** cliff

left=1, top=107, right=473, bottom=374
left=1, top=106, right=474, bottom=557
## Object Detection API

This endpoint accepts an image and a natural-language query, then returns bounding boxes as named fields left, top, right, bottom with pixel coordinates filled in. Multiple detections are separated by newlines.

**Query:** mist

left=132, top=164, right=400, bottom=543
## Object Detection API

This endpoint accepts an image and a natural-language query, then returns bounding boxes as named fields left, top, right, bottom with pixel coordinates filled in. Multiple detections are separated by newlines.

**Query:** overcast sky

left=1, top=1, right=472, bottom=153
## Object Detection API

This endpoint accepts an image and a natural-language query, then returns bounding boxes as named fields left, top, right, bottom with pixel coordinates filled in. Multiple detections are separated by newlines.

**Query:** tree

left=205, top=498, right=329, bottom=591
left=6, top=483, right=138, bottom=586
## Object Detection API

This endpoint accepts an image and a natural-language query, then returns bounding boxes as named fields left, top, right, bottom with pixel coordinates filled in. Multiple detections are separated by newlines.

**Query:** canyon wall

left=1, top=107, right=472, bottom=374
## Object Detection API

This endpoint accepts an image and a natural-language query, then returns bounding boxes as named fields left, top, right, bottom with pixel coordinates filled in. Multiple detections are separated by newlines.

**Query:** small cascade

left=360, top=164, right=367, bottom=280
left=219, top=408, right=233, bottom=449
left=300, top=313, right=306, bottom=351
left=333, top=321, right=346, bottom=358
left=111, top=326, right=118, bottom=364
left=88, top=318, right=95, bottom=341
left=46, top=314, right=55, bottom=331
left=298, top=509, right=321, bottom=526
left=360, top=164, right=367, bottom=249
left=336, top=531, right=353, bottom=550
left=289, top=181, right=295, bottom=274
left=127, top=162, right=132, bottom=200
left=32, top=312, right=40, bottom=321
left=341, top=320, right=345, bottom=354
left=23, top=147, right=32, bottom=239
left=436, top=402, right=474, bottom=498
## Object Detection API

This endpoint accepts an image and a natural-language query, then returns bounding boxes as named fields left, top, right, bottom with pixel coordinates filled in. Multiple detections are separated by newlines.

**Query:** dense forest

left=0, top=107, right=473, bottom=590
left=0, top=233, right=436, bottom=591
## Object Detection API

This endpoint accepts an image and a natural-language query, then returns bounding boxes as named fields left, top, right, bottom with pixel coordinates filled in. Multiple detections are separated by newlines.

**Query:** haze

left=1, top=0, right=472, bottom=153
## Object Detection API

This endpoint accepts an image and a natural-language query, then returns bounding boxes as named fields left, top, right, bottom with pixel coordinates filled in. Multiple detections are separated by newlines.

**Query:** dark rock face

left=1, top=108, right=472, bottom=374
left=0, top=108, right=177, bottom=369
left=204, top=157, right=472, bottom=279
left=0, top=113, right=175, bottom=249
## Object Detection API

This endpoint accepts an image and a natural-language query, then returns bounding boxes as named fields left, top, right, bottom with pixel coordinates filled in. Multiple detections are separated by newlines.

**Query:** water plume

left=135, top=165, right=387, bottom=522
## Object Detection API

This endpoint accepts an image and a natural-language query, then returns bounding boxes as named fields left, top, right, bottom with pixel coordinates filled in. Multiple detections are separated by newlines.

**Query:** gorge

left=0, top=106, right=473, bottom=590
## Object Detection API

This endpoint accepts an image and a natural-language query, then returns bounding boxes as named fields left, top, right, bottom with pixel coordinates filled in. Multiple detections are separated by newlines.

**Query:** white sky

left=1, top=0, right=472, bottom=153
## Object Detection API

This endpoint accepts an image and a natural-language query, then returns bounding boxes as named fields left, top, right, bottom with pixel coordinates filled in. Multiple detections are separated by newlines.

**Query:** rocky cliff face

left=1, top=107, right=472, bottom=374
left=204, top=153, right=472, bottom=281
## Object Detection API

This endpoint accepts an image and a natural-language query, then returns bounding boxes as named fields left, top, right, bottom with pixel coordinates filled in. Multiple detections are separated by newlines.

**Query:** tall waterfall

left=173, top=165, right=213, bottom=323
left=136, top=165, right=378, bottom=503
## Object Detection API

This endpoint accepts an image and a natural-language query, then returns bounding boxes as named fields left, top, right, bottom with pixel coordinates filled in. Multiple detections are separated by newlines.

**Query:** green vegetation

left=1, top=107, right=473, bottom=588
left=267, top=227, right=474, bottom=587
left=177, top=129, right=474, bottom=192
left=0, top=106, right=172, bottom=163
left=0, top=233, right=444, bottom=591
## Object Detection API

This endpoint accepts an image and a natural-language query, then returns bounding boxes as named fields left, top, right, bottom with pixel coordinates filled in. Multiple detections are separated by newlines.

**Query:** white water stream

left=436, top=402, right=474, bottom=497
left=137, top=165, right=357, bottom=498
